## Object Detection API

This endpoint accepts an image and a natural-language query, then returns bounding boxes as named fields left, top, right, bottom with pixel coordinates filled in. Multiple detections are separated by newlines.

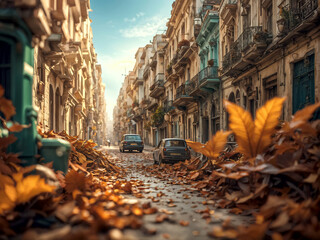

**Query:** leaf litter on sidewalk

left=144, top=98, right=320, bottom=239
left=1, top=86, right=320, bottom=240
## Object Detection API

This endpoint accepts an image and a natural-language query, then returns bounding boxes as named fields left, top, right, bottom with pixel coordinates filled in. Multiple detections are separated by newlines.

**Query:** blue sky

left=90, top=0, right=174, bottom=120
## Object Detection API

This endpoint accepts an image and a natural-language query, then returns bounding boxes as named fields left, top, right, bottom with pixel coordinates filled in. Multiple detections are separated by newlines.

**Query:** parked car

left=153, top=138, right=191, bottom=164
left=119, top=134, right=144, bottom=153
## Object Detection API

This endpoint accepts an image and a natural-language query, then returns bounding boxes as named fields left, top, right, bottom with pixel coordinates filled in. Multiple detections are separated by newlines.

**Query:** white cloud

left=124, top=17, right=136, bottom=23
left=124, top=12, right=145, bottom=23
left=136, top=12, right=145, bottom=18
left=119, top=16, right=167, bottom=38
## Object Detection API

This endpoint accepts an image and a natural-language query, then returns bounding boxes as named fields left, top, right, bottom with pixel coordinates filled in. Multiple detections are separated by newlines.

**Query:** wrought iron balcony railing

left=282, top=0, right=318, bottom=31
left=175, top=84, right=188, bottom=100
left=186, top=74, right=199, bottom=95
left=222, top=26, right=266, bottom=71
left=199, top=66, right=219, bottom=85
left=150, top=73, right=164, bottom=91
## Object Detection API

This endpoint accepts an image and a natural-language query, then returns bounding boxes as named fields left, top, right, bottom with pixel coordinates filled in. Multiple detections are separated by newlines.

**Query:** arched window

left=236, top=90, right=240, bottom=105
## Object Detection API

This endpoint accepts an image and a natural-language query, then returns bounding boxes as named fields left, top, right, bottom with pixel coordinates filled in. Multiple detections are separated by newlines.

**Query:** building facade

left=0, top=0, right=108, bottom=143
left=114, top=0, right=320, bottom=146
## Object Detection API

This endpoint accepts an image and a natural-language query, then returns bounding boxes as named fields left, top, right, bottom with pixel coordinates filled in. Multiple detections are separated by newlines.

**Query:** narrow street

left=104, top=146, right=252, bottom=240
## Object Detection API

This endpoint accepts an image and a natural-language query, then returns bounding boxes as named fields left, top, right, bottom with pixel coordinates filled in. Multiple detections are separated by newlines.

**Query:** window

left=125, top=135, right=141, bottom=140
left=165, top=140, right=186, bottom=147
left=266, top=4, right=273, bottom=34
left=263, top=74, right=277, bottom=101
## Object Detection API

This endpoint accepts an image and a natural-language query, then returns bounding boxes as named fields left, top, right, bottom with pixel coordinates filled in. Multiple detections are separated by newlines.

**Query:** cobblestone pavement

left=103, top=146, right=253, bottom=240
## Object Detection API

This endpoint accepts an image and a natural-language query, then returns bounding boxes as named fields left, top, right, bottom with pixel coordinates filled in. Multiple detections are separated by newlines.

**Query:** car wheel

left=158, top=155, right=162, bottom=165
left=153, top=154, right=157, bottom=164
left=139, top=150, right=143, bottom=153
left=119, top=148, right=122, bottom=153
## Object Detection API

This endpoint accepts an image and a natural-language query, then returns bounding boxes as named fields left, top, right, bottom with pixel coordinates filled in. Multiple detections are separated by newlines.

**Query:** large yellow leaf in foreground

left=254, top=97, right=285, bottom=155
left=224, top=100, right=256, bottom=158
left=225, top=98, right=285, bottom=158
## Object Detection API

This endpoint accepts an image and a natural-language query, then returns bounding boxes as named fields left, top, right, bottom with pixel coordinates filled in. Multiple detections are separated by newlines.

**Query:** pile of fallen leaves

left=0, top=86, right=158, bottom=239
left=38, top=129, right=122, bottom=175
left=146, top=98, right=320, bottom=239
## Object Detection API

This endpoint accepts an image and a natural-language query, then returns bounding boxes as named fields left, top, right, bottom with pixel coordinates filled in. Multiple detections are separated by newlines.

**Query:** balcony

left=278, top=1, right=319, bottom=41
left=173, top=41, right=195, bottom=76
left=199, top=66, right=219, bottom=91
left=220, top=0, right=237, bottom=22
left=51, top=0, right=68, bottom=21
left=150, top=53, right=157, bottom=69
left=133, top=76, right=143, bottom=88
left=173, top=84, right=194, bottom=108
left=133, top=107, right=144, bottom=121
left=222, top=26, right=269, bottom=77
left=149, top=74, right=165, bottom=99
left=134, top=69, right=144, bottom=87
left=141, top=97, right=150, bottom=106
left=147, top=98, right=158, bottom=111
left=186, top=74, right=202, bottom=97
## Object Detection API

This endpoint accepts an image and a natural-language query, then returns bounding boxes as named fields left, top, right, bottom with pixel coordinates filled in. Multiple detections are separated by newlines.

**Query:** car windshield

left=165, top=140, right=186, bottom=147
left=125, top=135, right=141, bottom=141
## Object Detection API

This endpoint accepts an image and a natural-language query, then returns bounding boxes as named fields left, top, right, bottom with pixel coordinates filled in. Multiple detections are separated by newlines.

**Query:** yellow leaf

left=254, top=97, right=285, bottom=155
left=0, top=190, right=15, bottom=214
left=224, top=100, right=256, bottom=158
left=4, top=185, right=17, bottom=202
left=186, top=141, right=205, bottom=153
left=187, top=131, right=231, bottom=159
left=77, top=152, right=87, bottom=163
left=202, top=131, right=231, bottom=159
left=13, top=173, right=56, bottom=204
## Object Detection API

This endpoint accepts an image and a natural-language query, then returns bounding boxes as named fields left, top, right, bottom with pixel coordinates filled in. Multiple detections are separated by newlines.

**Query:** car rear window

left=125, top=135, right=141, bottom=141
left=164, top=140, right=186, bottom=147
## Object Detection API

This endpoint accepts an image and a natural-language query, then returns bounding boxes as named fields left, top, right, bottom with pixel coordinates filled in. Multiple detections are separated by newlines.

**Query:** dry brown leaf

left=65, top=170, right=88, bottom=193
left=291, top=102, right=320, bottom=128
left=0, top=85, right=4, bottom=98
left=179, top=220, right=189, bottom=226
left=0, top=98, right=16, bottom=120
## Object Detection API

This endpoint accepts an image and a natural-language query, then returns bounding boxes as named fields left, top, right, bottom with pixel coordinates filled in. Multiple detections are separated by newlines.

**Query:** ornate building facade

left=114, top=0, right=320, bottom=146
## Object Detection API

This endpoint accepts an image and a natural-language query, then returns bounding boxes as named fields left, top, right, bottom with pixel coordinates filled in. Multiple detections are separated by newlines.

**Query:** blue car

left=153, top=138, right=191, bottom=164
left=119, top=134, right=144, bottom=153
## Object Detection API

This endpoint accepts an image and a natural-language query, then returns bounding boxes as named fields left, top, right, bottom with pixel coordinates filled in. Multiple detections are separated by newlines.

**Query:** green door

left=293, top=54, right=315, bottom=114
